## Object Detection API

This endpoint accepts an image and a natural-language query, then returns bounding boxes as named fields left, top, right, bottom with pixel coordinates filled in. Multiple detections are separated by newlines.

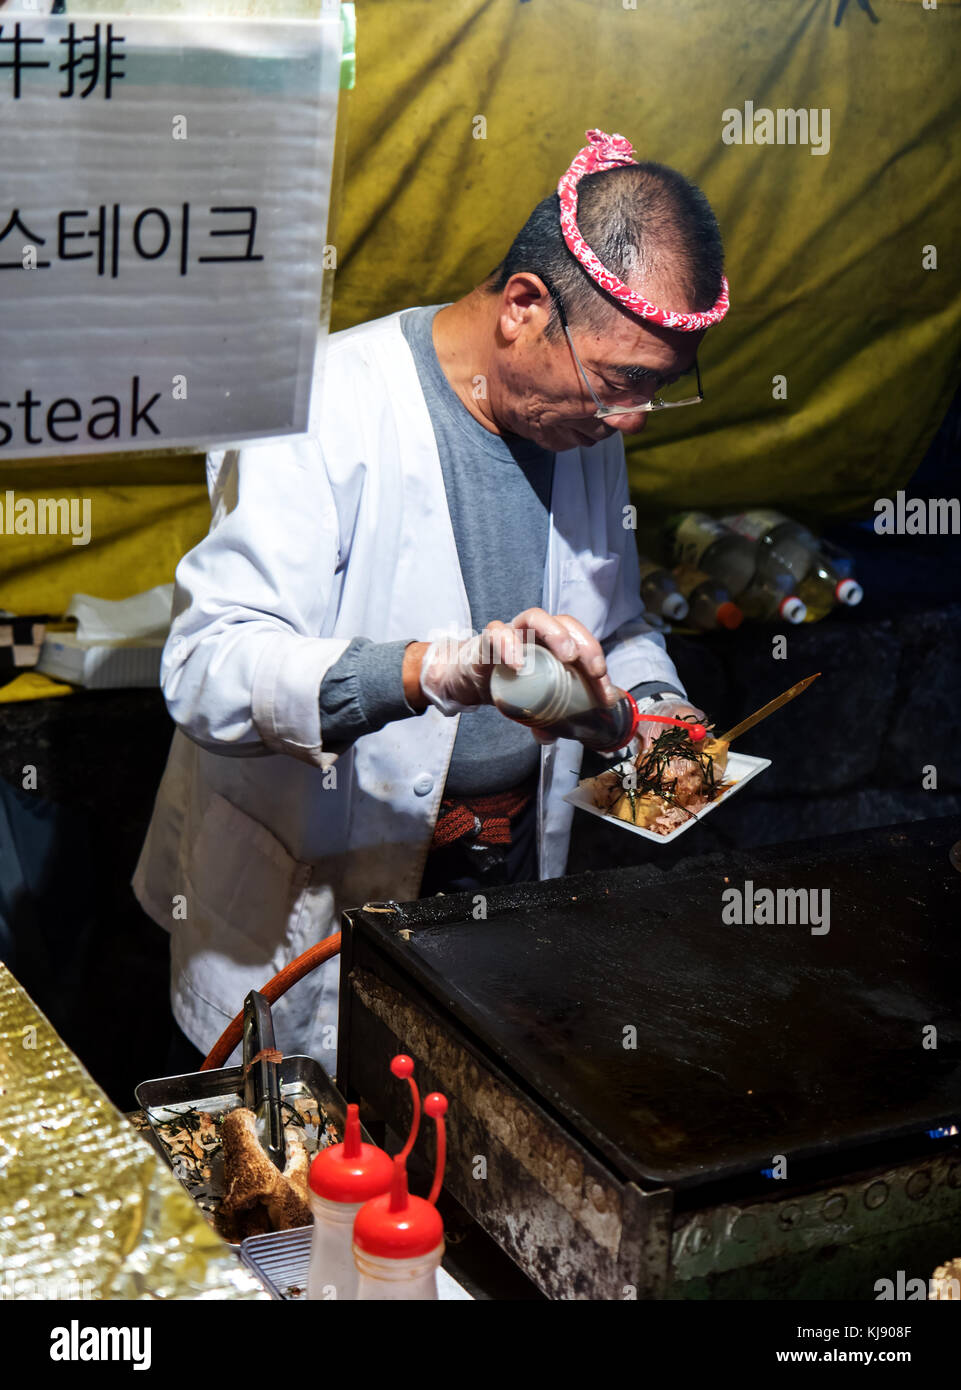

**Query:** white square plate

left=564, top=750, right=772, bottom=844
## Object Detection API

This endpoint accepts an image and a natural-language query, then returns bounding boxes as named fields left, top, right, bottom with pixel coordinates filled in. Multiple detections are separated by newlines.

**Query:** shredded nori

left=619, top=720, right=718, bottom=817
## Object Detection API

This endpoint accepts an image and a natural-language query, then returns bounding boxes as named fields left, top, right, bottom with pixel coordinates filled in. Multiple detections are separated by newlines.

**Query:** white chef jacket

left=132, top=308, right=686, bottom=1063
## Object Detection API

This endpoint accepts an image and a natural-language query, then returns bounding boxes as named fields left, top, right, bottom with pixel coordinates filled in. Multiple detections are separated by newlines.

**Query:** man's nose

left=608, top=412, right=648, bottom=436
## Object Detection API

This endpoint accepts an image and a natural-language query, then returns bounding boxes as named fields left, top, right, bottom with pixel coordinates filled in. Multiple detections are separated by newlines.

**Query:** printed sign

left=0, top=8, right=343, bottom=458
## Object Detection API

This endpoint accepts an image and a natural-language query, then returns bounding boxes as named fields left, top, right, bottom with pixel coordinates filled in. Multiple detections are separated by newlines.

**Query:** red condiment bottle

left=353, top=1093, right=448, bottom=1301
left=307, top=1055, right=419, bottom=1300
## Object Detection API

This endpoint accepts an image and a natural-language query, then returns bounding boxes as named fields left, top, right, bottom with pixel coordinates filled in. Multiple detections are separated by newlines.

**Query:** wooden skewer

left=718, top=673, right=821, bottom=744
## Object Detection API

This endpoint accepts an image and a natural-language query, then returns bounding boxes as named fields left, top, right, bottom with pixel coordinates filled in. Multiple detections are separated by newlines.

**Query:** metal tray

left=239, top=1226, right=473, bottom=1300
left=135, top=1055, right=352, bottom=1246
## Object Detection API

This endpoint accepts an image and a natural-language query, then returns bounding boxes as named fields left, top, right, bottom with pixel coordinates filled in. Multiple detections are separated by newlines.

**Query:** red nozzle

left=308, top=1101, right=393, bottom=1202
left=635, top=712, right=706, bottom=742
left=388, top=1155, right=409, bottom=1213
left=391, top=1054, right=421, bottom=1161
left=342, top=1102, right=362, bottom=1159
left=425, top=1093, right=447, bottom=1207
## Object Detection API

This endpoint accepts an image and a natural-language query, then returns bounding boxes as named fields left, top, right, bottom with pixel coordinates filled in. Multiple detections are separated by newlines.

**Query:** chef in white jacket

left=134, top=130, right=730, bottom=1066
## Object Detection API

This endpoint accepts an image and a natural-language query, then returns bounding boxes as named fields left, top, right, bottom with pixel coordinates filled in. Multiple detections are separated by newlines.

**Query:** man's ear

left=499, top=272, right=553, bottom=343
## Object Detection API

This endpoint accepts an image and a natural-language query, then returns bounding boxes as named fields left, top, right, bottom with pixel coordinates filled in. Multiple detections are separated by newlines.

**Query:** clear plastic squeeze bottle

left=489, top=643, right=639, bottom=754
left=307, top=1055, right=419, bottom=1301
left=353, top=1094, right=448, bottom=1301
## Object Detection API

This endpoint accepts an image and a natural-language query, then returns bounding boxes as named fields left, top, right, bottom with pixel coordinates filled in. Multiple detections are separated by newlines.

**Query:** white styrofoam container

left=565, top=750, right=772, bottom=844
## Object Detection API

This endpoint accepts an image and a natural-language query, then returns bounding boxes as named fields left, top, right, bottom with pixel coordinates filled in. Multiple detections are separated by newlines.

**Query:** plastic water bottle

left=638, top=557, right=689, bottom=623
left=665, top=511, right=796, bottom=597
left=489, top=643, right=639, bottom=754
left=722, top=510, right=863, bottom=618
left=671, top=563, right=743, bottom=631
left=798, top=538, right=863, bottom=620
left=721, top=509, right=822, bottom=580
left=798, top=561, right=863, bottom=621
left=353, top=1095, right=448, bottom=1301
left=737, top=574, right=807, bottom=624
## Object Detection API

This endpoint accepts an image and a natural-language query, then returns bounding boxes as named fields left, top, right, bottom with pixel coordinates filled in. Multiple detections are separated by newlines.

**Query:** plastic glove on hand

left=633, top=699, right=709, bottom=753
left=419, top=623, right=527, bottom=716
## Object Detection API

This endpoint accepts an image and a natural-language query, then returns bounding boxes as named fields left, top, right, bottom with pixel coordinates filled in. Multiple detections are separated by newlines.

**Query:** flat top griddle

left=347, top=816, right=961, bottom=1191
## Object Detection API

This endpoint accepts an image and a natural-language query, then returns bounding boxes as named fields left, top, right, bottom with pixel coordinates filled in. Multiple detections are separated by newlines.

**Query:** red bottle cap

left=352, top=1156, right=444, bottom=1259
left=836, top=578, right=863, bottom=606
left=716, top=601, right=743, bottom=630
left=779, top=595, right=807, bottom=624
left=309, top=1103, right=394, bottom=1204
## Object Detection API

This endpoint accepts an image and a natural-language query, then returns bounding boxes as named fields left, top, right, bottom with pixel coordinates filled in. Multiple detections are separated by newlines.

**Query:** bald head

left=485, top=161, right=724, bottom=339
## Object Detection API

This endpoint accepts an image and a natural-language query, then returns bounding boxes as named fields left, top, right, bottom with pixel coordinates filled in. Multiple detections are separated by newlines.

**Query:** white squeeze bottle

left=489, top=642, right=640, bottom=754
left=307, top=1055, right=419, bottom=1301
left=353, top=1094, right=449, bottom=1301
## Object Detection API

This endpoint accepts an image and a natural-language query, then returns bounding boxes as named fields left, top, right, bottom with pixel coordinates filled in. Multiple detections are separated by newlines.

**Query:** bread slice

left=219, top=1106, right=311, bottom=1240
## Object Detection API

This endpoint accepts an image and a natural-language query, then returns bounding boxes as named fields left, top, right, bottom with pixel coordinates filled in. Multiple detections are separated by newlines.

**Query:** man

left=134, top=130, right=729, bottom=1066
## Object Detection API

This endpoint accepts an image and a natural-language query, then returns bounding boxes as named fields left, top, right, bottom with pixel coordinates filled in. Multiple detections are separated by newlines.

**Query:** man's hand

left=415, top=608, right=618, bottom=718
left=416, top=623, right=528, bottom=716
left=506, top=608, right=618, bottom=709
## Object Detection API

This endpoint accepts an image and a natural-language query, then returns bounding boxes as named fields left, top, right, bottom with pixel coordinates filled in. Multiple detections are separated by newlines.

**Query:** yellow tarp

left=2, top=0, right=959, bottom=616
left=0, top=672, right=74, bottom=703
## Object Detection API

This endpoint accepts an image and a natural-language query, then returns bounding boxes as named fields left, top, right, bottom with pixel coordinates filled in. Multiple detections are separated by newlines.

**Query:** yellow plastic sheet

left=2, top=0, right=958, bottom=618
left=333, top=0, right=961, bottom=519
left=0, top=672, right=74, bottom=704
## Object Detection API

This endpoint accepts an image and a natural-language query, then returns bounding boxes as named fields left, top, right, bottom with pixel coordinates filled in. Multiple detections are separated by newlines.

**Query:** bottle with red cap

left=489, top=643, right=640, bottom=754
left=353, top=1092, right=448, bottom=1301
left=638, top=557, right=689, bottom=624
left=721, top=510, right=864, bottom=619
left=671, top=563, right=743, bottom=632
left=307, top=1055, right=419, bottom=1301
left=665, top=510, right=808, bottom=621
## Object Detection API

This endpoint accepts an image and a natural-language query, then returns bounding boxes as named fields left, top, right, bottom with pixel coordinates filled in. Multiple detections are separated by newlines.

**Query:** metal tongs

left=242, top=989, right=286, bottom=1172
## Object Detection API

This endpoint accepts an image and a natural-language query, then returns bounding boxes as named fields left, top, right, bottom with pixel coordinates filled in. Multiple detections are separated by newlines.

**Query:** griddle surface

left=354, top=817, right=961, bottom=1190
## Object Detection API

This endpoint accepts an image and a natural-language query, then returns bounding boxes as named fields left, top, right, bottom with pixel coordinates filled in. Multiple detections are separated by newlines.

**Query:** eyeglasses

left=543, top=277, right=704, bottom=418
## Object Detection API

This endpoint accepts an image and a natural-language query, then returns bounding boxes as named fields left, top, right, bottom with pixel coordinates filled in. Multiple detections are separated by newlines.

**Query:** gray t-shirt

left=317, top=304, right=680, bottom=794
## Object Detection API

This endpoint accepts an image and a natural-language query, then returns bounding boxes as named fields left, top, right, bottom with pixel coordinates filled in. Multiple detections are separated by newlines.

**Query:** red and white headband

left=557, top=128, right=730, bottom=332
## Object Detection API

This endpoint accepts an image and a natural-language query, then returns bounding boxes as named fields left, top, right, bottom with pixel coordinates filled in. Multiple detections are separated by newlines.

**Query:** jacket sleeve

left=597, top=440, right=689, bottom=701
left=161, top=433, right=353, bottom=769
left=318, top=636, right=422, bottom=753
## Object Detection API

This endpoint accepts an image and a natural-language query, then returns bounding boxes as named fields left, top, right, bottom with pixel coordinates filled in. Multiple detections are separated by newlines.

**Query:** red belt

left=430, top=779, right=536, bottom=850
